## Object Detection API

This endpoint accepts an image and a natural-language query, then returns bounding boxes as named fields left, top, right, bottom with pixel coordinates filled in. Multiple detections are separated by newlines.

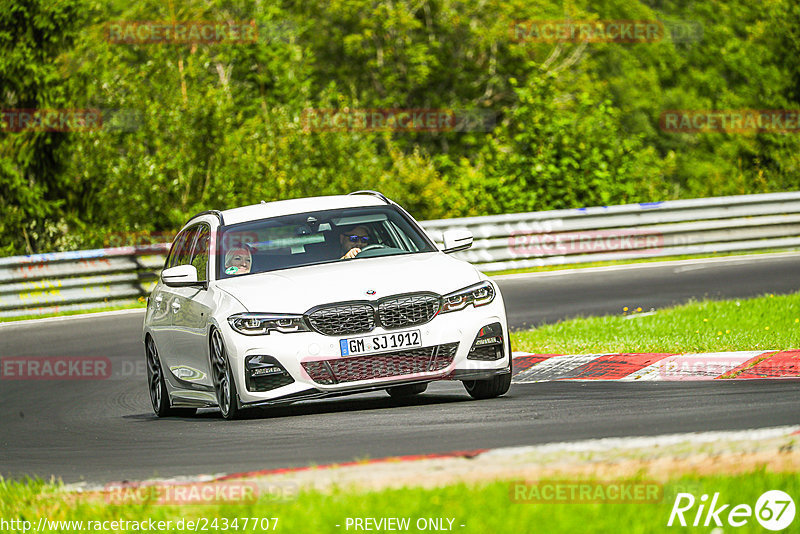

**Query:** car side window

left=189, top=225, right=210, bottom=281
left=167, top=227, right=199, bottom=269
left=166, top=231, right=188, bottom=269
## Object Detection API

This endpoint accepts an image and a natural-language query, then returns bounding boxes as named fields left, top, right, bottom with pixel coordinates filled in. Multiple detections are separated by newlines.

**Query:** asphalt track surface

left=1, top=253, right=799, bottom=483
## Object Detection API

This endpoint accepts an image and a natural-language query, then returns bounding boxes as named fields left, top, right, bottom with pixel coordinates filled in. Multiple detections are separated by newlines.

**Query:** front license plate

left=340, top=330, right=422, bottom=356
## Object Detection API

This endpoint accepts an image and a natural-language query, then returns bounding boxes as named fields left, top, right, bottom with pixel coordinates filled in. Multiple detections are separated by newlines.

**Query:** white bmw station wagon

left=143, top=191, right=512, bottom=419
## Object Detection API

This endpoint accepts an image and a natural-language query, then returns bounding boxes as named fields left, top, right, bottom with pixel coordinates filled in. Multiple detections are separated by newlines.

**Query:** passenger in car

left=224, top=247, right=252, bottom=275
left=339, top=225, right=371, bottom=259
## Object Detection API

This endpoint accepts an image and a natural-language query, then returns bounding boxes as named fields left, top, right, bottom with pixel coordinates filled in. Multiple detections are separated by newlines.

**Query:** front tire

left=463, top=372, right=511, bottom=400
left=210, top=329, right=241, bottom=420
left=386, top=383, right=428, bottom=398
left=145, top=336, right=196, bottom=417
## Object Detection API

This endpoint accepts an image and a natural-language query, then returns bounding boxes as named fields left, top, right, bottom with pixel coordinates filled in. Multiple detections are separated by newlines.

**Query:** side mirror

left=442, top=229, right=473, bottom=253
left=162, top=265, right=201, bottom=287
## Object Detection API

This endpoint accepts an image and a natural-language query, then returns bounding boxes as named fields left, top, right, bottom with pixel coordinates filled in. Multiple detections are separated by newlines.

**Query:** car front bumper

left=221, top=297, right=511, bottom=406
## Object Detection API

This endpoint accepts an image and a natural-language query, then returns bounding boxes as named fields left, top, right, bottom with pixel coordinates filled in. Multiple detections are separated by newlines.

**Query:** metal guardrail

left=2, top=192, right=799, bottom=318
left=0, top=246, right=168, bottom=318
left=421, top=191, right=800, bottom=271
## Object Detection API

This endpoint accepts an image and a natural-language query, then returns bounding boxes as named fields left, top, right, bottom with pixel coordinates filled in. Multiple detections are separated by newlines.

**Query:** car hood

left=215, top=252, right=483, bottom=313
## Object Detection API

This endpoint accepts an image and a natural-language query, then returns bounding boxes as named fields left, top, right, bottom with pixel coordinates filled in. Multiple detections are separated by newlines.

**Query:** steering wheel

left=357, top=244, right=388, bottom=254
left=356, top=243, right=391, bottom=258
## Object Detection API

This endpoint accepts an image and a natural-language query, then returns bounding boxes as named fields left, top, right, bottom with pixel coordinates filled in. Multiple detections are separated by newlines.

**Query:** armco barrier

left=1, top=192, right=799, bottom=318
left=421, top=192, right=800, bottom=271
left=0, top=245, right=168, bottom=318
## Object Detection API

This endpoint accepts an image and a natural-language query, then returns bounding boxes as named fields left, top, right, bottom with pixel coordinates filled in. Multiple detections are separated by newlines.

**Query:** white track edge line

left=62, top=425, right=800, bottom=492
left=479, top=425, right=800, bottom=458
left=0, top=308, right=146, bottom=328
left=493, top=251, right=800, bottom=280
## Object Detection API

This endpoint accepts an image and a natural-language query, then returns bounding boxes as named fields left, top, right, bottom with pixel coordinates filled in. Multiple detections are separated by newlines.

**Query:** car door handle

left=171, top=301, right=181, bottom=312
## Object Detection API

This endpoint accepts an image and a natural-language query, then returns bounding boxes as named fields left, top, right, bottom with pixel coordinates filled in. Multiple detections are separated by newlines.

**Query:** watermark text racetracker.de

left=1, top=109, right=141, bottom=133
left=0, top=516, right=279, bottom=532
left=1, top=109, right=102, bottom=132
left=510, top=480, right=663, bottom=503
left=510, top=19, right=702, bottom=44
left=660, top=110, right=800, bottom=134
left=100, top=230, right=259, bottom=252
left=300, top=108, right=495, bottom=133
left=102, top=480, right=296, bottom=505
left=1, top=357, right=111, bottom=381
left=659, top=355, right=799, bottom=380
left=0, top=357, right=212, bottom=382
left=508, top=229, right=663, bottom=256
left=511, top=20, right=665, bottom=43
left=106, top=20, right=258, bottom=44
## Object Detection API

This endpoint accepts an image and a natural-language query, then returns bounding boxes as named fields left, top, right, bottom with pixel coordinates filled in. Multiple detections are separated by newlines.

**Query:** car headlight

left=227, top=313, right=310, bottom=335
left=440, top=281, right=496, bottom=313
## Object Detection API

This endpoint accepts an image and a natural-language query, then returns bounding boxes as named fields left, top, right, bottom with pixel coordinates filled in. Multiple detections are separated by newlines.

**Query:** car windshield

left=218, top=205, right=437, bottom=278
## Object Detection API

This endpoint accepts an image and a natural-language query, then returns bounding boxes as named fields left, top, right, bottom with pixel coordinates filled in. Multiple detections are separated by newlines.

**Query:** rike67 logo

left=668, top=490, right=795, bottom=531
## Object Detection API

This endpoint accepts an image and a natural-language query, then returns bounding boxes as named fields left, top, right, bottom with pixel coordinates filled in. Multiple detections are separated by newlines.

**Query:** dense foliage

left=2, top=0, right=799, bottom=254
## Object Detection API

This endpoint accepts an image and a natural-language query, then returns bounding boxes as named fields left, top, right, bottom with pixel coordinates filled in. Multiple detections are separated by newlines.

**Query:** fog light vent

left=245, top=355, right=295, bottom=392
left=467, top=322, right=505, bottom=361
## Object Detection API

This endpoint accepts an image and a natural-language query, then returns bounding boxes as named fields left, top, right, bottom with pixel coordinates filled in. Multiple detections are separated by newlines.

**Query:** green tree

left=0, top=0, right=87, bottom=254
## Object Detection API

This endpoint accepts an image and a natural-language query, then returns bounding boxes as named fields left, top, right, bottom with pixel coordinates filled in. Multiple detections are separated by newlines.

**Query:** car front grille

left=302, top=342, right=459, bottom=385
left=306, top=293, right=441, bottom=336
left=307, top=303, right=375, bottom=336
left=378, top=293, right=441, bottom=329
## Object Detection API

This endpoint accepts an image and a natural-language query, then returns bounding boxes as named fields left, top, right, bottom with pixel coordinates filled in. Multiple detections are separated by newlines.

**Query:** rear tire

left=211, top=329, right=241, bottom=420
left=386, top=383, right=428, bottom=398
left=463, top=372, right=511, bottom=400
left=145, top=336, right=197, bottom=417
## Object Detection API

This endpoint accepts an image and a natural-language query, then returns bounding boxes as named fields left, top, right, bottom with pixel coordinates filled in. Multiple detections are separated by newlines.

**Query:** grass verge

left=1, top=470, right=796, bottom=533
left=511, top=292, right=800, bottom=354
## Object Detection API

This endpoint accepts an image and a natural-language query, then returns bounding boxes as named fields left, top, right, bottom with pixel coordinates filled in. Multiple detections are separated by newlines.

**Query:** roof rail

left=348, top=190, right=391, bottom=204
left=187, top=210, right=225, bottom=226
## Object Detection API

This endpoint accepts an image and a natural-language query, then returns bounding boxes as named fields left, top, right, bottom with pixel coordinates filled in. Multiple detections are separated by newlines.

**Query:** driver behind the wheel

left=339, top=225, right=371, bottom=259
